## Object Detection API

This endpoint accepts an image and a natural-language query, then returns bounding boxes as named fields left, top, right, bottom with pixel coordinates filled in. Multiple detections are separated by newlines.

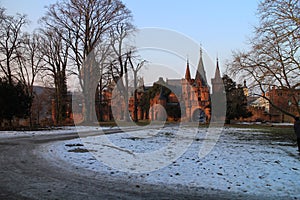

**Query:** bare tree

left=17, top=33, right=45, bottom=126
left=228, top=0, right=300, bottom=118
left=128, top=51, right=146, bottom=122
left=109, top=22, right=135, bottom=121
left=17, top=33, right=44, bottom=95
left=93, top=41, right=112, bottom=122
left=0, top=10, right=28, bottom=85
left=39, top=29, right=69, bottom=125
left=42, top=0, right=132, bottom=123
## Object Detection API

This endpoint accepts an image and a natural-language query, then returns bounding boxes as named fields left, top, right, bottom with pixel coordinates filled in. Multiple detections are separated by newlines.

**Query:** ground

left=0, top=124, right=299, bottom=199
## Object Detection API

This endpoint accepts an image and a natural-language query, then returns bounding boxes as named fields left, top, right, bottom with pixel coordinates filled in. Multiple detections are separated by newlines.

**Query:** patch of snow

left=236, top=122, right=263, bottom=125
left=0, top=126, right=114, bottom=139
left=41, top=127, right=300, bottom=199
left=237, top=122, right=293, bottom=126
left=269, top=123, right=293, bottom=126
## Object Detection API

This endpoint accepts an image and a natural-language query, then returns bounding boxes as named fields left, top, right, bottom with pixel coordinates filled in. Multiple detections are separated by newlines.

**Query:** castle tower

left=195, top=48, right=208, bottom=87
left=211, top=58, right=224, bottom=94
left=210, top=57, right=226, bottom=122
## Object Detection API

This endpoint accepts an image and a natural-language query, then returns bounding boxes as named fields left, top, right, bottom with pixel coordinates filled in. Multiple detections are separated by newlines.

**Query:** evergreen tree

left=223, top=75, right=252, bottom=124
left=0, top=78, right=32, bottom=127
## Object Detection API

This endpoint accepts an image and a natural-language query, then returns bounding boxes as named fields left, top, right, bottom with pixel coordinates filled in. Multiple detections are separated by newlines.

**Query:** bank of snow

left=41, top=127, right=300, bottom=199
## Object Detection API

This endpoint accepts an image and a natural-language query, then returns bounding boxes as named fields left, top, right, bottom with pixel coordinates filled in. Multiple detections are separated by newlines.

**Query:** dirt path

left=0, top=131, right=280, bottom=200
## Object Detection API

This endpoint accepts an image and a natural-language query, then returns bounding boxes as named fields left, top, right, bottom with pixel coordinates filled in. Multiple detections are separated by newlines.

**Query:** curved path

left=0, top=129, right=275, bottom=200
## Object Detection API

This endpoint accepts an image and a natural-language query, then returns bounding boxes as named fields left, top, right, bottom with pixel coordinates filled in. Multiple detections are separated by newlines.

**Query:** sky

left=123, top=0, right=259, bottom=60
left=0, top=0, right=259, bottom=84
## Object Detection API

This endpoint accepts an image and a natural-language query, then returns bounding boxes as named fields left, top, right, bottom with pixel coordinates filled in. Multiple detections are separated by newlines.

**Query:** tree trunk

left=124, top=64, right=130, bottom=122
left=98, top=80, right=104, bottom=122
left=133, top=71, right=138, bottom=122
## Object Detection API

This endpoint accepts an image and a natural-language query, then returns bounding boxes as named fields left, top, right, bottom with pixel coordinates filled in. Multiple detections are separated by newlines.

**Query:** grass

left=83, top=121, right=296, bottom=139
left=93, top=120, right=296, bottom=141
left=224, top=123, right=297, bottom=143
left=225, top=123, right=294, bottom=134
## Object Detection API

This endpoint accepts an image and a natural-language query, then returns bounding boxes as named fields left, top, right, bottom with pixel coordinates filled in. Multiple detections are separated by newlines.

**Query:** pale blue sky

left=123, top=1, right=259, bottom=59
left=0, top=0, right=259, bottom=80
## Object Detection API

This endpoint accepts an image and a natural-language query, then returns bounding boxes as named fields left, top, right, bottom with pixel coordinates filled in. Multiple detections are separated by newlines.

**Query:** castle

left=128, top=49, right=223, bottom=122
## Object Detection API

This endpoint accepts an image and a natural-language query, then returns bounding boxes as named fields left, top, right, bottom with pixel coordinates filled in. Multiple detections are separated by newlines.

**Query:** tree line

left=0, top=0, right=145, bottom=126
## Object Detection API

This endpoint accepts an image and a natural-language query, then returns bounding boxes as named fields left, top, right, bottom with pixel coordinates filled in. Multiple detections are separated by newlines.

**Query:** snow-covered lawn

left=40, top=126, right=300, bottom=199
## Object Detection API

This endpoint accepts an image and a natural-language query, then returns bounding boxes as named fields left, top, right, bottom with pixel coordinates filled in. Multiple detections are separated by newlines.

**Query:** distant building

left=243, top=85, right=300, bottom=123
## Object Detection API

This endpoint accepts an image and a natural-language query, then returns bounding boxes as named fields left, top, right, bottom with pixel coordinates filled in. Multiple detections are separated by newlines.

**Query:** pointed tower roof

left=195, top=47, right=208, bottom=86
left=214, top=57, right=221, bottom=79
left=185, top=58, right=191, bottom=81
left=211, top=57, right=224, bottom=94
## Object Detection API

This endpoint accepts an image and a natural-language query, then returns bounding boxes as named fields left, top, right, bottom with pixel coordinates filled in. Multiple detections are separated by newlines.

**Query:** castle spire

left=185, top=58, right=191, bottom=81
left=214, top=57, right=221, bottom=79
left=211, top=57, right=224, bottom=94
left=195, top=47, right=208, bottom=86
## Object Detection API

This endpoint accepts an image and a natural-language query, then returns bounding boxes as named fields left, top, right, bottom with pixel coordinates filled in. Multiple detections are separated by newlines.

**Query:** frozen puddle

left=41, top=127, right=300, bottom=199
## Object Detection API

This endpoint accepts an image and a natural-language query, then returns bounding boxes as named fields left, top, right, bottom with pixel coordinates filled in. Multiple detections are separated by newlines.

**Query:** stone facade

left=142, top=50, right=221, bottom=122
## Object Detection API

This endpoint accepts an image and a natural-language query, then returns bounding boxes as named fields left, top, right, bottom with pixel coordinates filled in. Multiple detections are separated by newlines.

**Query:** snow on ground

left=237, top=122, right=294, bottom=126
left=0, top=126, right=115, bottom=139
left=41, top=126, right=300, bottom=199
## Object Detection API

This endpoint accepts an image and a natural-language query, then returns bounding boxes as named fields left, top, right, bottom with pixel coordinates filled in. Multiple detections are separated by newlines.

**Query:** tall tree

left=17, top=33, right=44, bottom=126
left=39, top=29, right=69, bottom=125
left=0, top=9, right=28, bottom=85
left=42, top=0, right=132, bottom=123
left=109, top=22, right=135, bottom=121
left=94, top=41, right=112, bottom=122
left=17, top=33, right=44, bottom=97
left=229, top=0, right=300, bottom=118
left=128, top=51, right=146, bottom=122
